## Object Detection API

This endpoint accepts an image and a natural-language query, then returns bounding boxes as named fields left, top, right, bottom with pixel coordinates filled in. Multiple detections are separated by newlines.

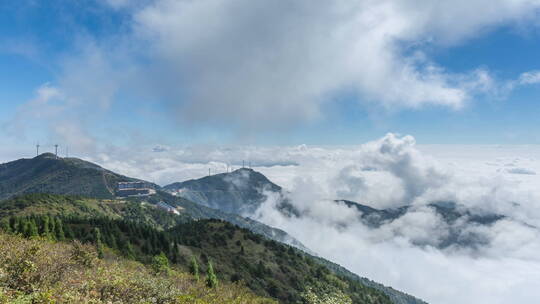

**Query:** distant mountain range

left=165, top=167, right=506, bottom=250
left=336, top=200, right=505, bottom=249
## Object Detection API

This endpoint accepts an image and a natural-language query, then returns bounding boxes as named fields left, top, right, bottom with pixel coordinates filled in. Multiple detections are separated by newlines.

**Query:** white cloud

left=72, top=134, right=540, bottom=304
left=519, top=70, right=540, bottom=85
left=4, top=83, right=97, bottom=152
left=506, top=167, right=536, bottom=175
left=41, top=0, right=540, bottom=132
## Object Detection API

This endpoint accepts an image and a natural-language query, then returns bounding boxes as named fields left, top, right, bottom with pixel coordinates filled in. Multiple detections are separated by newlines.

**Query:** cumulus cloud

left=3, top=83, right=97, bottom=152
left=8, top=0, right=540, bottom=146
left=518, top=70, right=540, bottom=85
left=250, top=176, right=540, bottom=304
left=244, top=135, right=540, bottom=304
left=70, top=133, right=540, bottom=303
left=34, top=0, right=540, bottom=134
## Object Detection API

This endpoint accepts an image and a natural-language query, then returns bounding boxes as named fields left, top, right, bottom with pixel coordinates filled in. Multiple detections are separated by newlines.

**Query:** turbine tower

left=54, top=144, right=59, bottom=159
left=36, top=143, right=40, bottom=156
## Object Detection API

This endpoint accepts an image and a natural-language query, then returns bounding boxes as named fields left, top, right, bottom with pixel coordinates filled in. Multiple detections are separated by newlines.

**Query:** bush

left=152, top=252, right=170, bottom=274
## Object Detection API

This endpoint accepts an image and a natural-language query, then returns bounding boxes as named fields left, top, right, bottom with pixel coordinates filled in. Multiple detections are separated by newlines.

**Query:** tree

left=0, top=219, right=10, bottom=233
left=93, top=227, right=104, bottom=259
left=23, top=219, right=38, bottom=238
left=125, top=242, right=136, bottom=260
left=206, top=261, right=218, bottom=288
left=42, top=216, right=51, bottom=238
left=54, top=218, right=65, bottom=241
left=189, top=256, right=199, bottom=281
left=152, top=252, right=170, bottom=274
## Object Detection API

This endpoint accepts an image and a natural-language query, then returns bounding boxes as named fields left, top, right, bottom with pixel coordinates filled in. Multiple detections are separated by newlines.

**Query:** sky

left=1, top=0, right=540, bottom=154
left=2, top=1, right=540, bottom=303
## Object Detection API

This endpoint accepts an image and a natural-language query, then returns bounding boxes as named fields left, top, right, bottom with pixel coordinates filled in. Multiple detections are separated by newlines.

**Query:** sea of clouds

left=71, top=133, right=540, bottom=304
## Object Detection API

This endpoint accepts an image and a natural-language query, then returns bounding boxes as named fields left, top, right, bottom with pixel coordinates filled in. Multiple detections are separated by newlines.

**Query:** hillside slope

left=0, top=212, right=393, bottom=304
left=0, top=192, right=307, bottom=250
left=0, top=231, right=275, bottom=303
left=0, top=153, right=144, bottom=200
left=133, top=191, right=308, bottom=250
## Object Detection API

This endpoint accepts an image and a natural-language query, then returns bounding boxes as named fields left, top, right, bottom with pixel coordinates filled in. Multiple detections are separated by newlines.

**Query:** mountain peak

left=164, top=168, right=281, bottom=214
left=35, top=152, right=59, bottom=159
left=0, top=154, right=144, bottom=200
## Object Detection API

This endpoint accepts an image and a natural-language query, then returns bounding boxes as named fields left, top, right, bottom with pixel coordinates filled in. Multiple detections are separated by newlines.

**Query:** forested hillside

left=0, top=209, right=392, bottom=303
left=0, top=231, right=275, bottom=303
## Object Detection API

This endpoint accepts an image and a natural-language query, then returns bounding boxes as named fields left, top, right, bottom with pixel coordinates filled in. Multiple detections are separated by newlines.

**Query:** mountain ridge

left=0, top=153, right=146, bottom=200
left=164, top=168, right=281, bottom=215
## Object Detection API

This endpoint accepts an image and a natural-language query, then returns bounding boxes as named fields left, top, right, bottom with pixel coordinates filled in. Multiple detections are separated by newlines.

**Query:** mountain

left=129, top=191, right=309, bottom=251
left=0, top=155, right=428, bottom=304
left=164, top=168, right=281, bottom=215
left=336, top=199, right=505, bottom=249
left=0, top=193, right=395, bottom=303
left=0, top=153, right=147, bottom=200
left=163, top=169, right=427, bottom=303
left=0, top=154, right=307, bottom=250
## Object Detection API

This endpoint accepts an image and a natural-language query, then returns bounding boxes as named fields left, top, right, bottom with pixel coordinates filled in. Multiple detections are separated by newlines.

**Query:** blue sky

left=1, top=0, right=540, bottom=153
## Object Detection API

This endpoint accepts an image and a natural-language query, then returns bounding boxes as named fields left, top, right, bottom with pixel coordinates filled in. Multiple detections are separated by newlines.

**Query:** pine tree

left=171, top=242, right=179, bottom=264
left=0, top=219, right=10, bottom=233
left=206, top=261, right=218, bottom=288
left=125, top=242, right=136, bottom=260
left=42, top=216, right=51, bottom=237
left=48, top=215, right=56, bottom=239
left=190, top=256, right=200, bottom=281
left=64, top=223, right=75, bottom=240
left=28, top=220, right=39, bottom=238
left=93, top=227, right=105, bottom=259
left=54, top=218, right=65, bottom=241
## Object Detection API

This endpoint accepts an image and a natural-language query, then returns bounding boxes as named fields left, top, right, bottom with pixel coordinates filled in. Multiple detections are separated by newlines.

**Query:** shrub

left=206, top=261, right=218, bottom=288
left=152, top=252, right=170, bottom=274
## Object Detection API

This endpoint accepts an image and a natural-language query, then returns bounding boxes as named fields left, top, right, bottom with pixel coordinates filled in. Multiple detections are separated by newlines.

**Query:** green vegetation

left=0, top=193, right=190, bottom=230
left=1, top=211, right=392, bottom=303
left=0, top=232, right=275, bottom=303
left=190, top=256, right=200, bottom=281
left=206, top=261, right=218, bottom=288
left=0, top=153, right=147, bottom=200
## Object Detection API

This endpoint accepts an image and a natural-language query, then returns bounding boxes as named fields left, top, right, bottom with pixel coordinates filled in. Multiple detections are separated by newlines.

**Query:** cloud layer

left=74, top=133, right=540, bottom=304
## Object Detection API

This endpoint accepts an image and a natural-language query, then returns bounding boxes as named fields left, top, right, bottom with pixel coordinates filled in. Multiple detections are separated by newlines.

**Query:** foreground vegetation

left=0, top=232, right=275, bottom=303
